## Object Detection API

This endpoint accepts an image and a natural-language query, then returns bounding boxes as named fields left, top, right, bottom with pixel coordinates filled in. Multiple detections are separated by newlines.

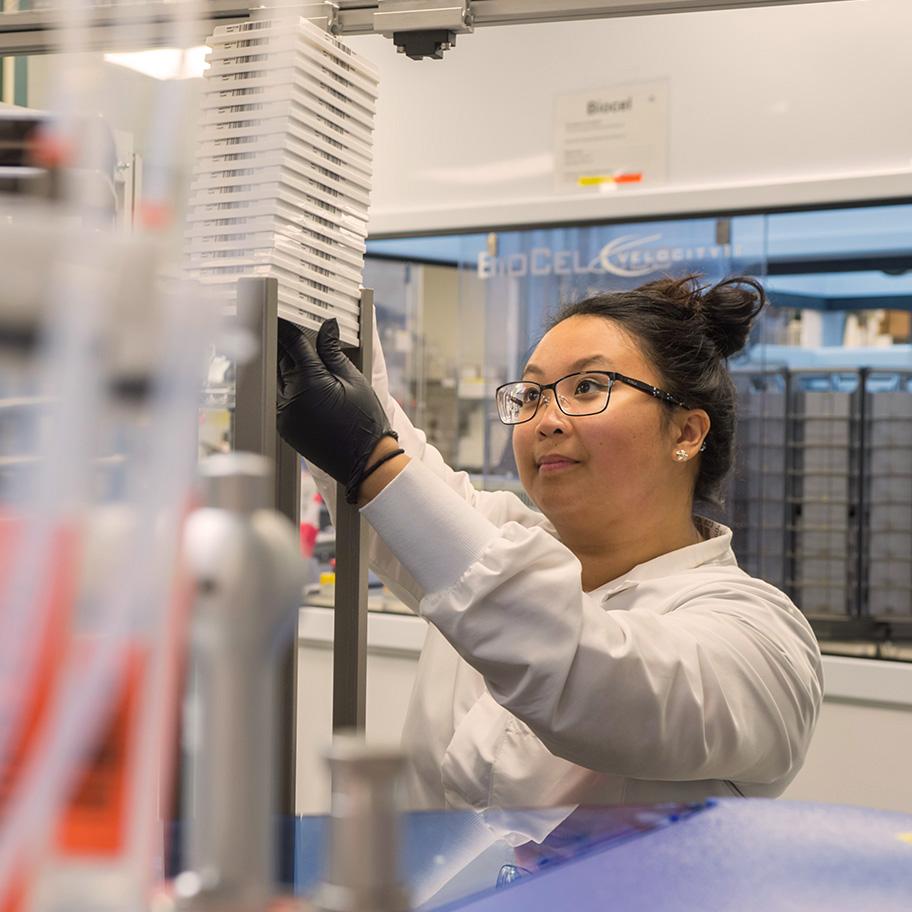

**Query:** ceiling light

left=103, top=46, right=209, bottom=81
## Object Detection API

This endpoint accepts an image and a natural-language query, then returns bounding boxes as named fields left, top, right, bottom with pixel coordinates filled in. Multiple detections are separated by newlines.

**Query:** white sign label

left=554, top=80, right=668, bottom=192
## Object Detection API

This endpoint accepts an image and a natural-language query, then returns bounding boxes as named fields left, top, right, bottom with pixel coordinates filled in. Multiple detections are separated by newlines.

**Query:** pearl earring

left=674, top=449, right=689, bottom=462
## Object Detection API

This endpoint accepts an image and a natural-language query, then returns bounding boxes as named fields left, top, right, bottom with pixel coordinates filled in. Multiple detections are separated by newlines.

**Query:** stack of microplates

left=185, top=17, right=378, bottom=346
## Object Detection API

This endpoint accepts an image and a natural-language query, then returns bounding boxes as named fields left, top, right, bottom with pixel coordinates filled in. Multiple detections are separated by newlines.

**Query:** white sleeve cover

left=362, top=459, right=823, bottom=788
left=361, top=460, right=499, bottom=593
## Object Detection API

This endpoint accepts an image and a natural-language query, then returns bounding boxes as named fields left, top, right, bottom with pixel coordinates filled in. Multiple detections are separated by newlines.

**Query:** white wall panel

left=350, top=0, right=912, bottom=233
left=782, top=699, right=912, bottom=814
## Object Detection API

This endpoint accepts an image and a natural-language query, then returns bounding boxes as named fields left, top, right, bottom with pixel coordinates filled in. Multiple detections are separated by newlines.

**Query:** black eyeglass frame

left=495, top=370, right=691, bottom=425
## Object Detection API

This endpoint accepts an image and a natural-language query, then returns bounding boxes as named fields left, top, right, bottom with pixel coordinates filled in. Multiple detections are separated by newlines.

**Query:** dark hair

left=547, top=274, right=765, bottom=506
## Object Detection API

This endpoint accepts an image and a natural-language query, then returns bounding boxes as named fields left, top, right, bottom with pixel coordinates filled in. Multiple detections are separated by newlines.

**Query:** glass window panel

left=365, top=200, right=912, bottom=641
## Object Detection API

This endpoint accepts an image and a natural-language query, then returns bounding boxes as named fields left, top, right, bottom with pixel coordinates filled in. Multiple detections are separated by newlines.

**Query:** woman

left=277, top=274, right=823, bottom=813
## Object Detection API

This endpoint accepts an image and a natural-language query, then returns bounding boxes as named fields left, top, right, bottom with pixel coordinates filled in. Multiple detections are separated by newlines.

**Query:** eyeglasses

left=495, top=370, right=690, bottom=425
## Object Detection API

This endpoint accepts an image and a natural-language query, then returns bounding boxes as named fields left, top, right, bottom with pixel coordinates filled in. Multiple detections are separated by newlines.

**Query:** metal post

left=332, top=289, right=374, bottom=732
left=782, top=368, right=797, bottom=604
left=854, top=367, right=869, bottom=619
left=233, top=276, right=298, bottom=823
left=274, top=429, right=301, bottom=840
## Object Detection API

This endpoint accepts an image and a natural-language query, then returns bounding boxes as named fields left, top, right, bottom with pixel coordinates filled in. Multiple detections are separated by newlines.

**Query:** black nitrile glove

left=276, top=317, right=398, bottom=504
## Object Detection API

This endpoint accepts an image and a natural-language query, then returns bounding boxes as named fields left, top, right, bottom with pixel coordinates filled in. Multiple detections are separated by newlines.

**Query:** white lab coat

left=312, top=321, right=823, bottom=816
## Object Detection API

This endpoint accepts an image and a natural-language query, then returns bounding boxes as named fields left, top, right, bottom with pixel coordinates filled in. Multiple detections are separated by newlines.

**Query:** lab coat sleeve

left=363, top=461, right=823, bottom=787
left=307, top=310, right=544, bottom=612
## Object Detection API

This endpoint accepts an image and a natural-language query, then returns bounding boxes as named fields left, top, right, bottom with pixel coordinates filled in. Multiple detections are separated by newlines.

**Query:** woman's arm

left=288, top=314, right=547, bottom=610
left=362, top=459, right=823, bottom=789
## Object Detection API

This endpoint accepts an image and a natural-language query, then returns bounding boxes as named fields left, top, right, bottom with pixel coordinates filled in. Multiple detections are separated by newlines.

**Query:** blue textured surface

left=172, top=799, right=912, bottom=908
left=293, top=804, right=707, bottom=908
left=445, top=799, right=912, bottom=912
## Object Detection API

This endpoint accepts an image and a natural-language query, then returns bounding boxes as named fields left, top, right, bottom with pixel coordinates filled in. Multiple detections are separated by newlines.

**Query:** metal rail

left=0, top=0, right=849, bottom=55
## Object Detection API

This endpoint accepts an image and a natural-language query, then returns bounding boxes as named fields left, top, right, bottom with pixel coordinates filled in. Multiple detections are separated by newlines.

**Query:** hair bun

left=636, top=274, right=766, bottom=358
left=699, top=276, right=766, bottom=358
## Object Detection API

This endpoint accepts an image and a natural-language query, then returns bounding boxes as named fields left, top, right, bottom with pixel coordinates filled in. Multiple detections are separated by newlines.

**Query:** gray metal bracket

left=332, top=289, right=373, bottom=732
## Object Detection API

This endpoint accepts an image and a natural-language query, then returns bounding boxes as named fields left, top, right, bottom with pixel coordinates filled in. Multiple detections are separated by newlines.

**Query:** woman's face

left=512, top=315, right=680, bottom=530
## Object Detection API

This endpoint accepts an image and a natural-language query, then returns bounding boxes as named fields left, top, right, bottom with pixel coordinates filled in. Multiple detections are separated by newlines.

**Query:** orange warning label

left=55, top=650, right=146, bottom=857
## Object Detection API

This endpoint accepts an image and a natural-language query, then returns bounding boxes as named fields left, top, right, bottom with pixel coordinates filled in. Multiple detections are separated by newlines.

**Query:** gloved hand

left=276, top=317, right=398, bottom=504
